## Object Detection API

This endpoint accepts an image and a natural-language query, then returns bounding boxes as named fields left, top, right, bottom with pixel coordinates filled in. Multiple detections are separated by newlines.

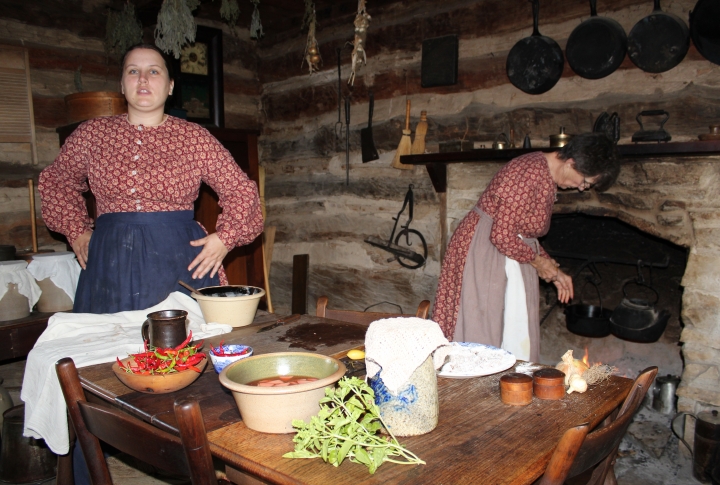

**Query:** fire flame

left=583, top=347, right=590, bottom=367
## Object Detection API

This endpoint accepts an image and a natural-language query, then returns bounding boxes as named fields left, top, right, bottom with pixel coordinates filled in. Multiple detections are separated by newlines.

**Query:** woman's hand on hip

left=553, top=270, right=574, bottom=304
left=189, top=233, right=229, bottom=279
left=71, top=230, right=93, bottom=270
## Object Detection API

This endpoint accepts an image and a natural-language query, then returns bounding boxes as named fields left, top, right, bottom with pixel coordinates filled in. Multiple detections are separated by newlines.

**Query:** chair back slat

left=567, top=366, right=658, bottom=478
left=79, top=401, right=191, bottom=475
left=56, top=357, right=219, bottom=485
left=537, top=366, right=658, bottom=485
left=317, top=296, right=430, bottom=326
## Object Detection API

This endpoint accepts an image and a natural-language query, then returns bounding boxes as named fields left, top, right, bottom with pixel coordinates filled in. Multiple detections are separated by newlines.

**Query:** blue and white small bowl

left=209, top=345, right=253, bottom=374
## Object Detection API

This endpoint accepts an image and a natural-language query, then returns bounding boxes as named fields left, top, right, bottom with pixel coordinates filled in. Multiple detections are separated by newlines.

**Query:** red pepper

left=116, top=357, right=126, bottom=369
left=186, top=353, right=206, bottom=366
left=173, top=330, right=193, bottom=351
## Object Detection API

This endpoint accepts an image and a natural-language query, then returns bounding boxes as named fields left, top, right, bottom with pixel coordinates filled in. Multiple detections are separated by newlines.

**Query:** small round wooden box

left=500, top=373, right=533, bottom=406
left=533, top=368, right=566, bottom=400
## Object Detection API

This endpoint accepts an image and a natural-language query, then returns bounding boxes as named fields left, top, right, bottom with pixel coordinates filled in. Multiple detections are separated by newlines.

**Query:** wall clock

left=180, top=42, right=208, bottom=76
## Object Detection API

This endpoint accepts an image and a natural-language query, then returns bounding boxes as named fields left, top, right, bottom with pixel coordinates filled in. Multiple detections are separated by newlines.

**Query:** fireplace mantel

left=401, top=140, right=720, bottom=193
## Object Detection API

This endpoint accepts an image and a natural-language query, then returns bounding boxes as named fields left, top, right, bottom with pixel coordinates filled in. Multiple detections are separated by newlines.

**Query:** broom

left=391, top=99, right=414, bottom=170
left=411, top=110, right=428, bottom=155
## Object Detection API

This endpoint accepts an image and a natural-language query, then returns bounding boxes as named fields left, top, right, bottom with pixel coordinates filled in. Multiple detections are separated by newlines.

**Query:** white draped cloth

left=27, top=251, right=81, bottom=302
left=21, top=292, right=232, bottom=455
left=0, top=260, right=41, bottom=311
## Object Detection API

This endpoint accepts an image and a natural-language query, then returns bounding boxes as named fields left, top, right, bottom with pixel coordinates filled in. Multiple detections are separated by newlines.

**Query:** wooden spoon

left=178, top=280, right=203, bottom=296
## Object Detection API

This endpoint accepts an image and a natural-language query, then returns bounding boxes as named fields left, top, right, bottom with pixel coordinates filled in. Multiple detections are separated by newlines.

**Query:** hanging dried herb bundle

left=250, top=0, right=264, bottom=39
left=155, top=0, right=200, bottom=59
left=105, top=2, right=143, bottom=60
left=219, top=0, right=241, bottom=27
left=302, top=0, right=321, bottom=73
left=348, top=0, right=370, bottom=85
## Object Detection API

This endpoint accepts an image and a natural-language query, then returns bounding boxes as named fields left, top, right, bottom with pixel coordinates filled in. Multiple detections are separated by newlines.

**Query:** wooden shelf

left=400, top=140, right=720, bottom=193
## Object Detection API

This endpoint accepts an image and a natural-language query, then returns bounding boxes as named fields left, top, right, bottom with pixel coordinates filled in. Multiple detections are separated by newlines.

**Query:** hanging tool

left=411, top=110, right=428, bottom=155
left=391, top=99, right=413, bottom=170
left=365, top=184, right=427, bottom=269
left=360, top=90, right=379, bottom=162
left=344, top=96, right=351, bottom=186
left=335, top=47, right=344, bottom=142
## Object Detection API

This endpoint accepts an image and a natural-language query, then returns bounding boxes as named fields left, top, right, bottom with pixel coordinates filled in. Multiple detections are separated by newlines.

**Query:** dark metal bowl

left=565, top=304, right=612, bottom=338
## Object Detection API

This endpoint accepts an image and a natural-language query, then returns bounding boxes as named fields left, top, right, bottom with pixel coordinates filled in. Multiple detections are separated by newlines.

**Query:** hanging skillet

left=566, top=0, right=627, bottom=79
left=690, top=0, right=720, bottom=66
left=506, top=0, right=564, bottom=95
left=627, top=0, right=689, bottom=73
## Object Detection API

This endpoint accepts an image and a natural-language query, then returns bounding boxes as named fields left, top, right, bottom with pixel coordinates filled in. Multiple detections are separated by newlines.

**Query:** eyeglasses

left=580, top=177, right=594, bottom=190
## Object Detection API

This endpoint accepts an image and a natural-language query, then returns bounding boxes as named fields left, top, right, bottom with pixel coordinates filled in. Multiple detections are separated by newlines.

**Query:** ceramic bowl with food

left=218, top=352, right=346, bottom=433
left=112, top=357, right=207, bottom=394
left=209, top=344, right=253, bottom=373
left=191, top=285, right=265, bottom=328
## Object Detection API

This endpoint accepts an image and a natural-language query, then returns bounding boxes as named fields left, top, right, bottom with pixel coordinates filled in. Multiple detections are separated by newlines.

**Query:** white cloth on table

left=27, top=252, right=81, bottom=302
left=20, top=291, right=232, bottom=455
left=365, top=317, right=449, bottom=394
left=0, top=260, right=42, bottom=311
left=502, top=256, right=531, bottom=361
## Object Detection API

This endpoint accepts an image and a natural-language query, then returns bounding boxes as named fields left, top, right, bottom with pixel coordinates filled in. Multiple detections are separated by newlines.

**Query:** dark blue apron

left=73, top=211, right=220, bottom=313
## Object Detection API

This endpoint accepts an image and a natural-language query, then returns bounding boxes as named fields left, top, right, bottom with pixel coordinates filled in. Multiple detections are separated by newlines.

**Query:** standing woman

left=39, top=44, right=263, bottom=314
left=432, top=133, right=619, bottom=362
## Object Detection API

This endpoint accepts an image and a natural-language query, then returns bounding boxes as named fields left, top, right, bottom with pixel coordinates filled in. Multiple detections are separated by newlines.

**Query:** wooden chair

left=316, top=296, right=430, bottom=326
left=536, top=366, right=659, bottom=485
left=55, top=357, right=220, bottom=485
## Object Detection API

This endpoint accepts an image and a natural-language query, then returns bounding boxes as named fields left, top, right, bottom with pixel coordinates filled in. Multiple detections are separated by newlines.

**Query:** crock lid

left=0, top=260, right=27, bottom=271
left=31, top=251, right=76, bottom=262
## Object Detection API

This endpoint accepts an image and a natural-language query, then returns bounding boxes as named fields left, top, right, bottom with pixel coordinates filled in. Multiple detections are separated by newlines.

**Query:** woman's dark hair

left=558, top=133, right=620, bottom=192
left=121, top=43, right=175, bottom=81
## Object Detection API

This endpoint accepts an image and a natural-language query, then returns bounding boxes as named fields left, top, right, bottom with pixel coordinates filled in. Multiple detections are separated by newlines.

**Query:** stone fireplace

left=444, top=154, right=720, bottom=420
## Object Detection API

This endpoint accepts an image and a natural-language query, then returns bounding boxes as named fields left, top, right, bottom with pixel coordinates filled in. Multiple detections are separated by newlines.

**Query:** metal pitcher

left=141, top=309, right=188, bottom=349
left=672, top=409, right=720, bottom=483
left=652, top=374, right=680, bottom=414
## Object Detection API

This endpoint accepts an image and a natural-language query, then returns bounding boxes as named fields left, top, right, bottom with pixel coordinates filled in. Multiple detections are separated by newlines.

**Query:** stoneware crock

left=219, top=352, right=346, bottom=433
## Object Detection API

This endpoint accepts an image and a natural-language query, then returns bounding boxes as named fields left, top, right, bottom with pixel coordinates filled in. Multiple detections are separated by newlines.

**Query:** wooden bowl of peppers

left=113, top=330, right=207, bottom=394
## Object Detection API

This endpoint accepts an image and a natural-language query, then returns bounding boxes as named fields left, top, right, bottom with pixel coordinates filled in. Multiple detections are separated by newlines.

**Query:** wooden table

left=0, top=312, right=53, bottom=363
left=77, top=314, right=633, bottom=485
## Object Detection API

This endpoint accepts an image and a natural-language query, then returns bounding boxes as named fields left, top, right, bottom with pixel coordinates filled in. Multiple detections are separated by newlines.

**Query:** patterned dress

left=39, top=114, right=264, bottom=311
left=433, top=152, right=556, bottom=355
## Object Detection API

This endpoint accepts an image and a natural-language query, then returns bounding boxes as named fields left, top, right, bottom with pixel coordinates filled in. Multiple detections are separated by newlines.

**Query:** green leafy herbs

left=283, top=376, right=425, bottom=474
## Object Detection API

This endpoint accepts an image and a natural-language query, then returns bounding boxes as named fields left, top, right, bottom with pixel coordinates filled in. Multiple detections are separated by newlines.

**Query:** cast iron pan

left=566, top=0, right=627, bottom=79
left=627, top=0, right=689, bottom=73
left=690, top=0, right=720, bottom=66
left=506, top=0, right=564, bottom=95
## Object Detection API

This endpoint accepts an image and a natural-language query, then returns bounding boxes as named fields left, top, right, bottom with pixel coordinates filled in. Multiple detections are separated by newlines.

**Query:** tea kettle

left=609, top=267, right=671, bottom=343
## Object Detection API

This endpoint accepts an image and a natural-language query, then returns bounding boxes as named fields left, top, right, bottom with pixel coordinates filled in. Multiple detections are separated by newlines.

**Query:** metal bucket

left=0, top=405, right=56, bottom=484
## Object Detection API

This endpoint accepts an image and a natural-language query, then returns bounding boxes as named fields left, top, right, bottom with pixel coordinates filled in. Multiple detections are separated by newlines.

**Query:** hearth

left=538, top=213, right=687, bottom=380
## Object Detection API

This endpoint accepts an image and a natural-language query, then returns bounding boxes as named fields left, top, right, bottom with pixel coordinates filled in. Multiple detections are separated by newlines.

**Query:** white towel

left=365, top=317, right=449, bottom=394
left=21, top=292, right=232, bottom=455
left=502, top=257, right=531, bottom=361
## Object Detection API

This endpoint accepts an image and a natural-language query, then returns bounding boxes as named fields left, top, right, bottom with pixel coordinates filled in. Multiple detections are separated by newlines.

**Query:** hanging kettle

left=609, top=275, right=670, bottom=343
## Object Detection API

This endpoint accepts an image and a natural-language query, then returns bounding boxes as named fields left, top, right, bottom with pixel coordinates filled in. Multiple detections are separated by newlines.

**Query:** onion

left=556, top=350, right=589, bottom=385
left=567, top=374, right=588, bottom=394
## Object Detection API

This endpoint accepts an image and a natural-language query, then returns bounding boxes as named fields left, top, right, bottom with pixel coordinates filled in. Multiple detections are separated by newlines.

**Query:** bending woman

left=39, top=44, right=263, bottom=313
left=432, top=133, right=620, bottom=361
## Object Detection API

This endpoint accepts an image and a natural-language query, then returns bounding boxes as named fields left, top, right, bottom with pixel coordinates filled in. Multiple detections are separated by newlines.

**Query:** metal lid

left=656, top=374, right=681, bottom=385
left=696, top=409, right=720, bottom=440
